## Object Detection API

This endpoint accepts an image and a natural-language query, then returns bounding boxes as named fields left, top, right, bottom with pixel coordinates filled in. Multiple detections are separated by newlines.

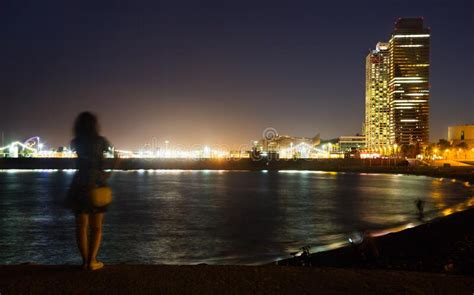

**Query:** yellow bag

left=91, top=186, right=113, bottom=207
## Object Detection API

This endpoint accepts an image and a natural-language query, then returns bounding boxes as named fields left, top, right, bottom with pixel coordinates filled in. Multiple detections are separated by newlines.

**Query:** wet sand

left=279, top=207, right=474, bottom=275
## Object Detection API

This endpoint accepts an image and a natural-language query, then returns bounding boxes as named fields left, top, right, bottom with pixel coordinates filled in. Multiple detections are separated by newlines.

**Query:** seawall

left=0, top=158, right=473, bottom=182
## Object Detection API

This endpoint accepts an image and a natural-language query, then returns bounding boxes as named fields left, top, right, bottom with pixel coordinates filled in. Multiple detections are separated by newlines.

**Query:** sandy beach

left=1, top=264, right=474, bottom=294
left=2, top=207, right=474, bottom=294
left=279, top=207, right=474, bottom=274
left=1, top=162, right=473, bottom=294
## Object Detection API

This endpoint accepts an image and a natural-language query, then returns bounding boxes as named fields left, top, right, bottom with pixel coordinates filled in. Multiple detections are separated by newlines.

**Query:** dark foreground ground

left=1, top=264, right=474, bottom=294
left=2, top=209, right=474, bottom=294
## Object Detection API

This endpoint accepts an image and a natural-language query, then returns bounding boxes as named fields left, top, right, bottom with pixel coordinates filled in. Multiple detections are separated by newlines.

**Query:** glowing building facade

left=338, top=135, right=366, bottom=152
left=389, top=18, right=430, bottom=146
left=257, top=134, right=320, bottom=153
left=365, top=42, right=390, bottom=149
left=255, top=134, right=328, bottom=158
left=448, top=124, right=474, bottom=148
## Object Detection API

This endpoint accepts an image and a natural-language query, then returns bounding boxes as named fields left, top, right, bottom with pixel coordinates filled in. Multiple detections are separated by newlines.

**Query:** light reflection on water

left=0, top=170, right=472, bottom=265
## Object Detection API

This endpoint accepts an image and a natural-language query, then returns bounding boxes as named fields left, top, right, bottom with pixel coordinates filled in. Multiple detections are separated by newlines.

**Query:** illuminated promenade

left=1, top=158, right=473, bottom=185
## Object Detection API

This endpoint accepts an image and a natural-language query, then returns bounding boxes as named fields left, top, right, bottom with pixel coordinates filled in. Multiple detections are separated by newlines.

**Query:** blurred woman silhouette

left=68, top=112, right=112, bottom=270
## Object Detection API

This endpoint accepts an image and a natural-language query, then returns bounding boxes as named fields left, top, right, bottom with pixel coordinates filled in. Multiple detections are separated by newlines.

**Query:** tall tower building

left=388, top=18, right=430, bottom=146
left=365, top=42, right=390, bottom=149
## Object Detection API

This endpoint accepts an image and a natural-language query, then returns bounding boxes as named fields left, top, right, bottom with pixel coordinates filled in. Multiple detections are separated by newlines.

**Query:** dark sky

left=1, top=0, right=472, bottom=150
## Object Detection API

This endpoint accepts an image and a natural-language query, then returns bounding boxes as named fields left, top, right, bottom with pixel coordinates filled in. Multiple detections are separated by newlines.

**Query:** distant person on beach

left=67, top=112, right=112, bottom=270
left=415, top=199, right=425, bottom=220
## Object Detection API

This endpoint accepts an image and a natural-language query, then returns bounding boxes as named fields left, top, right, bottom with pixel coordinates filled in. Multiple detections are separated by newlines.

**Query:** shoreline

left=272, top=194, right=474, bottom=266
left=1, top=210, right=473, bottom=293
left=277, top=206, right=474, bottom=275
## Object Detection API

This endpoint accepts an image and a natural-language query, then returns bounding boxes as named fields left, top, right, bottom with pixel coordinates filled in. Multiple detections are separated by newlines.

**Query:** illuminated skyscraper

left=389, top=18, right=430, bottom=146
left=365, top=42, right=390, bottom=149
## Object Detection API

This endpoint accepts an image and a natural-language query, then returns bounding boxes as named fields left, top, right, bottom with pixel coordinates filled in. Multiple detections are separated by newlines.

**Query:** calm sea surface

left=0, top=170, right=472, bottom=265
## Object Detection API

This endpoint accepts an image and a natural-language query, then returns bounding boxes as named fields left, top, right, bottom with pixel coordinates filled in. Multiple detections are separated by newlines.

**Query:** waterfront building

left=365, top=42, right=390, bottom=149
left=255, top=133, right=327, bottom=158
left=258, top=134, right=320, bottom=153
left=448, top=124, right=474, bottom=148
left=337, top=135, right=366, bottom=152
left=388, top=18, right=430, bottom=146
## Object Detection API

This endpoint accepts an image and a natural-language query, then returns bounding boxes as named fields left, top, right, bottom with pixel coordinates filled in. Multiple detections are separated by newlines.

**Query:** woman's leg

left=89, top=212, right=105, bottom=269
left=75, top=213, right=89, bottom=268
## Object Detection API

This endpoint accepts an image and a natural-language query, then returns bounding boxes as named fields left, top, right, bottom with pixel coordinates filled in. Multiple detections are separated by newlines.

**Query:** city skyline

left=0, top=1, right=472, bottom=150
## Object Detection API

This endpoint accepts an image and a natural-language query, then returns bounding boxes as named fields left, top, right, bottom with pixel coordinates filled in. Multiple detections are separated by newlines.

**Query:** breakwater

left=0, top=157, right=407, bottom=170
left=0, top=158, right=472, bottom=182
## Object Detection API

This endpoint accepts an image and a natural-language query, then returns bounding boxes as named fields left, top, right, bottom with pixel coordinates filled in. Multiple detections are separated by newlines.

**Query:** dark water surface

left=0, top=170, right=472, bottom=265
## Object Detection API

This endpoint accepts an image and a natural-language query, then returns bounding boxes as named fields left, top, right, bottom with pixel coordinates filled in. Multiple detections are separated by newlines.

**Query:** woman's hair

left=74, top=112, right=99, bottom=138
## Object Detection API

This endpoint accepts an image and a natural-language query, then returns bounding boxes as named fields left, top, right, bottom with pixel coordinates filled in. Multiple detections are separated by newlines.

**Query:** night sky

left=1, top=0, right=472, bottom=150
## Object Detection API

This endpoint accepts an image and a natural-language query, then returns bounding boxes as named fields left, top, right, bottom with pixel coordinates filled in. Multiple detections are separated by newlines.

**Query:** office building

left=389, top=18, right=431, bottom=146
